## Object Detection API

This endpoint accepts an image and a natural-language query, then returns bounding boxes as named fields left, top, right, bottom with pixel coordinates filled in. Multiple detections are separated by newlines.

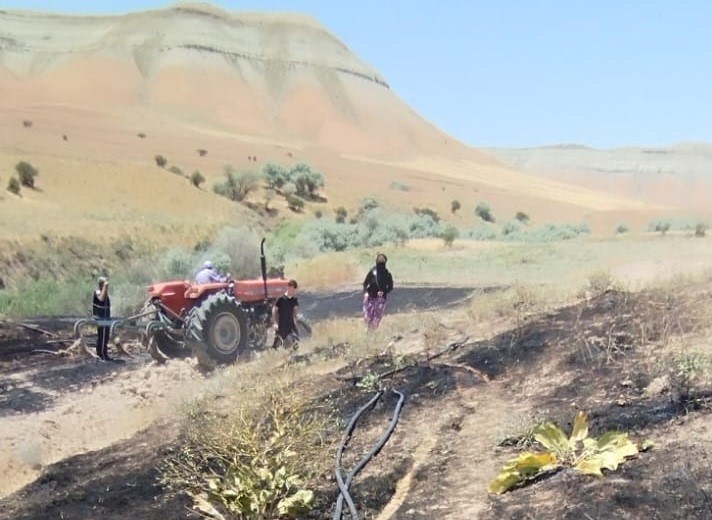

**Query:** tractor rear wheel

left=188, top=293, right=248, bottom=366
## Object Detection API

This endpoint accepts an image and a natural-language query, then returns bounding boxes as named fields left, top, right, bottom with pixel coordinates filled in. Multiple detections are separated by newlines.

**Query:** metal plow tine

left=115, top=340, right=136, bottom=359
left=147, top=336, right=169, bottom=364
left=82, top=341, right=100, bottom=359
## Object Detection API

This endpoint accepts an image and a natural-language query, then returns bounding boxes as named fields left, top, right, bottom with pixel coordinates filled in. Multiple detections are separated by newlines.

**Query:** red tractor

left=99, top=239, right=310, bottom=368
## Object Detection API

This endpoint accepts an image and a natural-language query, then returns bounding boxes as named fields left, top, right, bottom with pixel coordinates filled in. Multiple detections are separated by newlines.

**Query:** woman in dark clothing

left=362, top=253, right=394, bottom=331
left=92, top=276, right=112, bottom=360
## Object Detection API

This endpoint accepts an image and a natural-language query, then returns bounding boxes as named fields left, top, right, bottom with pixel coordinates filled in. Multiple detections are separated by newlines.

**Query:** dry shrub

left=468, top=284, right=543, bottom=326
left=289, top=254, right=359, bottom=291
left=160, top=387, right=333, bottom=519
left=573, top=273, right=712, bottom=364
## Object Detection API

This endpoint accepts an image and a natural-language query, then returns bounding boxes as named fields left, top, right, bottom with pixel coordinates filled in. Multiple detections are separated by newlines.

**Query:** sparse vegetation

left=160, top=390, right=330, bottom=520
left=262, top=162, right=324, bottom=200
left=615, top=222, right=629, bottom=235
left=137, top=132, right=146, bottom=139
left=155, top=154, right=167, bottom=168
left=389, top=180, right=410, bottom=191
left=475, top=201, right=495, bottom=223
left=214, top=165, right=260, bottom=202
left=7, top=177, right=21, bottom=195
left=694, top=222, right=708, bottom=237
left=414, top=207, right=440, bottom=223
left=515, top=211, right=530, bottom=223
left=441, top=225, right=459, bottom=247
left=197, top=148, right=207, bottom=157
left=451, top=199, right=461, bottom=214
left=168, top=165, right=183, bottom=176
left=22, top=120, right=33, bottom=128
left=16, top=161, right=38, bottom=188
left=190, top=171, right=205, bottom=188
left=648, top=219, right=671, bottom=235
left=334, top=206, right=348, bottom=223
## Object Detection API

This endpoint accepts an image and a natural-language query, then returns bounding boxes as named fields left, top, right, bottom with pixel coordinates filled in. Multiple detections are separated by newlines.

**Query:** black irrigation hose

left=333, top=389, right=406, bottom=520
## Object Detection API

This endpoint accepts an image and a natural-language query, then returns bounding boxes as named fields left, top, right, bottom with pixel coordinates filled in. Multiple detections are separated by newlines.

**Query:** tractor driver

left=194, top=260, right=226, bottom=284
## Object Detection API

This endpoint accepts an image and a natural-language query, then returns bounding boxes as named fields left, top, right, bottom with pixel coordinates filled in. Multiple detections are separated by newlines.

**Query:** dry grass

left=290, top=253, right=361, bottom=291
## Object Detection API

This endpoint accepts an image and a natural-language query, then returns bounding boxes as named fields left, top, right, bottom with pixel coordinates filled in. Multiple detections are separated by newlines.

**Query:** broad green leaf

left=277, top=489, right=314, bottom=515
left=570, top=411, right=589, bottom=444
left=534, top=423, right=571, bottom=457
left=574, top=457, right=603, bottom=476
left=488, top=451, right=558, bottom=494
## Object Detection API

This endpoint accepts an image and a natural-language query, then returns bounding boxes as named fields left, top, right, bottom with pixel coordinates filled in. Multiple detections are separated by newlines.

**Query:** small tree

left=290, top=163, right=324, bottom=199
left=414, top=207, right=440, bottom=223
left=214, top=165, right=260, bottom=202
left=155, top=154, right=167, bottom=168
left=615, top=223, right=629, bottom=235
left=7, top=177, right=20, bottom=195
left=475, top=201, right=495, bottom=223
left=695, top=222, right=708, bottom=237
left=451, top=200, right=461, bottom=214
left=335, top=206, right=348, bottom=223
left=197, top=148, right=207, bottom=157
left=441, top=225, right=459, bottom=247
left=168, top=165, right=183, bottom=176
left=190, top=170, right=205, bottom=188
left=15, top=161, right=38, bottom=188
left=515, top=211, right=530, bottom=224
left=263, top=163, right=289, bottom=190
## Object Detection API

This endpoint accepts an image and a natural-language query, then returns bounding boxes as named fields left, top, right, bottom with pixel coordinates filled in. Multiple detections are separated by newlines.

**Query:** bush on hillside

left=475, top=201, right=495, bottom=223
left=389, top=180, right=410, bottom=191
left=451, top=200, right=461, bottom=214
left=190, top=170, right=205, bottom=188
left=7, top=177, right=20, bottom=195
left=334, top=206, right=348, bottom=223
left=155, top=154, right=167, bottom=168
left=615, top=222, right=629, bottom=235
left=263, top=162, right=289, bottom=190
left=441, top=225, right=459, bottom=247
left=213, top=165, right=260, bottom=202
left=414, top=207, right=440, bottom=223
left=515, top=211, right=530, bottom=223
left=695, top=222, right=708, bottom=237
left=290, top=163, right=324, bottom=199
left=168, top=165, right=184, bottom=176
left=16, top=161, right=38, bottom=188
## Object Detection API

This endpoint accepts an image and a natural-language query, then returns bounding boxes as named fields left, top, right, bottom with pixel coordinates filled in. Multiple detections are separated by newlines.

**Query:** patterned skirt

left=363, top=295, right=387, bottom=330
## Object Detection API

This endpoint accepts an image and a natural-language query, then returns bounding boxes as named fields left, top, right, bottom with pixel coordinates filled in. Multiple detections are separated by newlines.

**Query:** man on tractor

left=194, top=260, right=227, bottom=284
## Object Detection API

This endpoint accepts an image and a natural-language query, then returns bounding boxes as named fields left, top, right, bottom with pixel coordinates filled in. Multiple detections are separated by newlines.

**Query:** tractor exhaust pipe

left=260, top=237, right=268, bottom=300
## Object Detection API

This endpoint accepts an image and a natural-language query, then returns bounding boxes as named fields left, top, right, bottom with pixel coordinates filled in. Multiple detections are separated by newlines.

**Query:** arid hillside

left=487, top=142, right=712, bottom=213
left=0, top=3, right=666, bottom=245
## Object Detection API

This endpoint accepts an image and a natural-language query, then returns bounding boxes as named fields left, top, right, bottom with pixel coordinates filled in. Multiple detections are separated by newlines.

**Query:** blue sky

left=4, top=1, right=711, bottom=148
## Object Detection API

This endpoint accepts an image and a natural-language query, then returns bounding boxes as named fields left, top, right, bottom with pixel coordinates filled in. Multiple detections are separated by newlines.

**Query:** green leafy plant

left=161, top=391, right=325, bottom=519
left=488, top=411, right=639, bottom=494
left=356, top=372, right=381, bottom=392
